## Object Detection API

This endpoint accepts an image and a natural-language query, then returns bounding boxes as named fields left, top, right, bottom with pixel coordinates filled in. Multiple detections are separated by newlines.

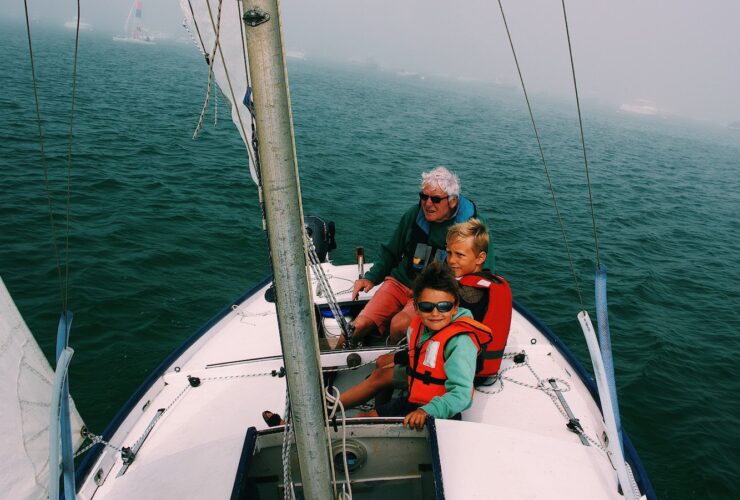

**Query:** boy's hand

left=404, top=409, right=427, bottom=430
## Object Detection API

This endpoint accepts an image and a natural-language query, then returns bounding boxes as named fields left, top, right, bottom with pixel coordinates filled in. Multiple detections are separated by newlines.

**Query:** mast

left=240, top=1, right=334, bottom=498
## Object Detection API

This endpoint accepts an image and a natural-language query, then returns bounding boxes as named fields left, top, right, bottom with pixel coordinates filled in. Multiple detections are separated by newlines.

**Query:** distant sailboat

left=113, top=0, right=154, bottom=45
left=619, top=99, right=658, bottom=116
left=64, top=17, right=92, bottom=31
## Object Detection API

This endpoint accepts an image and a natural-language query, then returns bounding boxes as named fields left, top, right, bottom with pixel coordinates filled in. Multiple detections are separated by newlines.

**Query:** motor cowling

left=304, top=215, right=336, bottom=263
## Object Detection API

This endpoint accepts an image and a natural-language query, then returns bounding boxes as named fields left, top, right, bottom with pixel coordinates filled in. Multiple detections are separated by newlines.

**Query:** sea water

left=1, top=22, right=739, bottom=499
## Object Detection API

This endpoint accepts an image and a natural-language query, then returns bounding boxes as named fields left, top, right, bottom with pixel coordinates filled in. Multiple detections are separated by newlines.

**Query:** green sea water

left=2, top=22, right=739, bottom=498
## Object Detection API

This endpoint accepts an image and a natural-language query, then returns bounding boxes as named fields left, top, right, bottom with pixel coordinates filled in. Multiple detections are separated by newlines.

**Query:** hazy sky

left=5, top=0, right=740, bottom=124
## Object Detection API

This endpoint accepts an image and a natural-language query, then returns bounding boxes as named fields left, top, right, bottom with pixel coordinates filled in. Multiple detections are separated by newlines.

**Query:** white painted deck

left=76, top=263, right=633, bottom=499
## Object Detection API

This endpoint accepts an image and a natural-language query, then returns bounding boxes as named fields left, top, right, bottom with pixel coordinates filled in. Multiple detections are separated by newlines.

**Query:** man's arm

left=362, top=206, right=416, bottom=285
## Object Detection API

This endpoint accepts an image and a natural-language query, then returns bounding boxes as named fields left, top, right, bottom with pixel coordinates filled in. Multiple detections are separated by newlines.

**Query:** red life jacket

left=406, top=316, right=492, bottom=405
left=458, top=273, right=513, bottom=378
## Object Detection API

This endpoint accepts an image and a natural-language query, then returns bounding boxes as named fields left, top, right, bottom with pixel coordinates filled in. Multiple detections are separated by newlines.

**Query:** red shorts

left=357, top=277, right=416, bottom=336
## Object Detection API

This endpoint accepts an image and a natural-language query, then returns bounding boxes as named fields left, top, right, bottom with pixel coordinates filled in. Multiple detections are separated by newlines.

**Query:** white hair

left=421, top=166, right=460, bottom=197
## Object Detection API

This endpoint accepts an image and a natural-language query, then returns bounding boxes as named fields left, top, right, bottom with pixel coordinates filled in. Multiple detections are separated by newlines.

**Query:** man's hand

left=352, top=278, right=375, bottom=300
left=403, top=408, right=427, bottom=430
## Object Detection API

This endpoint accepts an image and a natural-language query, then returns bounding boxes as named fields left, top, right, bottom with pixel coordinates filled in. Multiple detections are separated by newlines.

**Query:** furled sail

left=0, top=278, right=85, bottom=499
left=180, top=0, right=258, bottom=183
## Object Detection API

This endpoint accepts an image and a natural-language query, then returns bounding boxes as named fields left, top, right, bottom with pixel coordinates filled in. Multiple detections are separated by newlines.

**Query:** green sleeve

left=419, top=335, right=478, bottom=419
left=363, top=205, right=417, bottom=285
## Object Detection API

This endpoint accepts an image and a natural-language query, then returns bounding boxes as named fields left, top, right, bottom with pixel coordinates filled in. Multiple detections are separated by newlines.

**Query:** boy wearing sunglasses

left=349, top=166, right=491, bottom=345
left=359, top=261, right=491, bottom=429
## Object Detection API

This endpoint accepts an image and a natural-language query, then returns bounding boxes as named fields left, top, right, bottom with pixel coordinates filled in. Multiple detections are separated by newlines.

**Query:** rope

left=213, top=81, right=218, bottom=126
left=496, top=0, right=584, bottom=309
left=325, top=386, right=353, bottom=499
left=560, top=0, right=601, bottom=267
left=280, top=391, right=296, bottom=499
left=476, top=351, right=608, bottom=454
left=192, top=0, right=223, bottom=139
left=74, top=429, right=123, bottom=458
left=201, top=0, right=257, bottom=170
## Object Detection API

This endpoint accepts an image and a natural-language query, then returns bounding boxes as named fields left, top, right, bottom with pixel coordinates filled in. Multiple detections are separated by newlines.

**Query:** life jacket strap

left=407, top=366, right=446, bottom=385
left=481, top=348, right=504, bottom=360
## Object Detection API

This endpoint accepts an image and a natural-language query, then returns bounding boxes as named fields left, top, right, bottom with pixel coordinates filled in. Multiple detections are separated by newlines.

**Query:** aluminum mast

left=241, top=1, right=334, bottom=498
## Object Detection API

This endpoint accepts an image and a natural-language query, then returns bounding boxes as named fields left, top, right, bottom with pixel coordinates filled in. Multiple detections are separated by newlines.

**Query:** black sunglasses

left=416, top=301, right=455, bottom=313
left=419, top=192, right=449, bottom=204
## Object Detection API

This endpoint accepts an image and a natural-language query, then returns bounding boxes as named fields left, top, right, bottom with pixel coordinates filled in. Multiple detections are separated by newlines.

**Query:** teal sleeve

left=364, top=206, right=416, bottom=285
left=419, top=335, right=478, bottom=419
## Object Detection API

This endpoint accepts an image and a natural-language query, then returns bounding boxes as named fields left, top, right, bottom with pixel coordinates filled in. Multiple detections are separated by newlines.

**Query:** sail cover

left=0, top=278, right=85, bottom=499
left=180, top=0, right=258, bottom=183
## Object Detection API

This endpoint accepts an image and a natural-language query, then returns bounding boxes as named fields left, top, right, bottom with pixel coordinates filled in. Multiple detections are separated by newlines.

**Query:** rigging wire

left=186, top=0, right=208, bottom=60
left=63, top=0, right=82, bottom=313
left=496, top=0, right=585, bottom=309
left=560, top=0, right=601, bottom=267
left=22, top=0, right=66, bottom=311
left=237, top=0, right=251, bottom=87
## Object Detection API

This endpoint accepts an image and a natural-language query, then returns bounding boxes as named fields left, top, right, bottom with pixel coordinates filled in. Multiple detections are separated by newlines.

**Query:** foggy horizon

left=3, top=0, right=739, bottom=126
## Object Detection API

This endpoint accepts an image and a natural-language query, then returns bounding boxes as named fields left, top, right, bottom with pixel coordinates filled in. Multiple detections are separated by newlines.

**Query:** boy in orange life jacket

left=337, top=219, right=491, bottom=411
left=357, top=261, right=491, bottom=429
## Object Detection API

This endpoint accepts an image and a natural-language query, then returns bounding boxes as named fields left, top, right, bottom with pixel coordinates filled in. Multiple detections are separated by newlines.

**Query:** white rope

left=476, top=351, right=610, bottom=454
left=280, top=391, right=296, bottom=500
left=213, top=82, right=218, bottom=126
left=325, top=386, right=352, bottom=500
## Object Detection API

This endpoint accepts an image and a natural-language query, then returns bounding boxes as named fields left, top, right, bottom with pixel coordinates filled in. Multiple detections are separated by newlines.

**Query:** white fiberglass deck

left=77, top=263, right=627, bottom=499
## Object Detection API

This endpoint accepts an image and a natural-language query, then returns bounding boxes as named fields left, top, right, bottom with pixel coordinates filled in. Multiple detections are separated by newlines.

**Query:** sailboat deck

left=77, top=263, right=626, bottom=499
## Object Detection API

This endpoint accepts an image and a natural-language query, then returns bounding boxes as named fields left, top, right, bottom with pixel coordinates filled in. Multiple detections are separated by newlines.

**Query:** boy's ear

left=475, top=251, right=487, bottom=265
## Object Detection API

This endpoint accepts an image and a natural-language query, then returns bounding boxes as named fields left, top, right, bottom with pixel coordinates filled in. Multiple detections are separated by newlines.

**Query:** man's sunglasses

left=419, top=192, right=449, bottom=204
left=416, top=301, right=455, bottom=313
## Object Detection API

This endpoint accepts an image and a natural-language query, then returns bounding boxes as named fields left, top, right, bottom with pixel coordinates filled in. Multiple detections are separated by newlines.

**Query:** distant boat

left=113, top=0, right=154, bottom=45
left=286, top=50, right=306, bottom=60
left=619, top=99, right=658, bottom=116
left=64, top=18, right=92, bottom=31
left=727, top=121, right=740, bottom=131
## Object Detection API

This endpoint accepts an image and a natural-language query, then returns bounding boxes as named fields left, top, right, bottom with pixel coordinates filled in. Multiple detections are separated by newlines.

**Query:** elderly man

left=350, top=166, right=492, bottom=344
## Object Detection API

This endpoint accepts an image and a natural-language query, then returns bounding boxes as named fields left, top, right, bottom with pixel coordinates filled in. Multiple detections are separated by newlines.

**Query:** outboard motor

left=304, top=215, right=337, bottom=263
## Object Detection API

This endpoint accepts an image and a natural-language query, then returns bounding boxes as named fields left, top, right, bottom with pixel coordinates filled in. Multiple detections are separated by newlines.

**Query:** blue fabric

left=595, top=264, right=624, bottom=454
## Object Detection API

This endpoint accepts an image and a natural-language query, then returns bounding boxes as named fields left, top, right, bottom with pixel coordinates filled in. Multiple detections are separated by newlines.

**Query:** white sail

left=0, top=277, right=85, bottom=499
left=180, top=0, right=258, bottom=183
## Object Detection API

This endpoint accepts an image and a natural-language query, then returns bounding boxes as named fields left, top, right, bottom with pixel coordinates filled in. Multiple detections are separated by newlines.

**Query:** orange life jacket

left=459, top=274, right=513, bottom=378
left=406, top=316, right=492, bottom=405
